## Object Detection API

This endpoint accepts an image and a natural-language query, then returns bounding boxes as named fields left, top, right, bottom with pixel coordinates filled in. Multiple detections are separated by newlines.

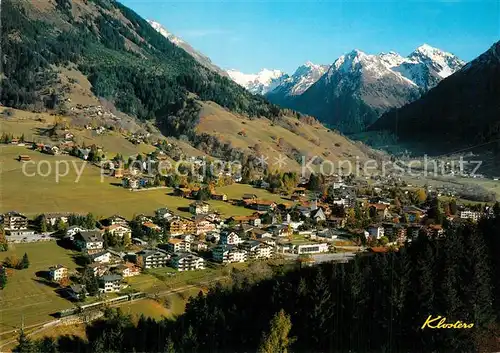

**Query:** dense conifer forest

left=12, top=212, right=500, bottom=353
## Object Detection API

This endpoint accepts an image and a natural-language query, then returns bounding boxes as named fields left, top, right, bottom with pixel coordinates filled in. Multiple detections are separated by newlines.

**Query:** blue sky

left=120, top=0, right=500, bottom=74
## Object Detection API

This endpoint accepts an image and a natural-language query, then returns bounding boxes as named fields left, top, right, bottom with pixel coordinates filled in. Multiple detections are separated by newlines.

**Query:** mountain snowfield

left=228, top=44, right=464, bottom=99
left=227, top=62, right=328, bottom=96
left=325, top=44, right=465, bottom=91
left=148, top=20, right=184, bottom=45
left=226, top=68, right=288, bottom=95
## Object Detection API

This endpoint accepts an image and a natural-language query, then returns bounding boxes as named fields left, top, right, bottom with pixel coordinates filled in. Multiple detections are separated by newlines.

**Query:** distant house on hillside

left=211, top=193, right=228, bottom=201
left=99, top=274, right=123, bottom=293
left=189, top=201, right=210, bottom=215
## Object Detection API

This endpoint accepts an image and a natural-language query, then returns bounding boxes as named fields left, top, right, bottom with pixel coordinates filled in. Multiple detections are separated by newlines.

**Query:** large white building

left=99, top=274, right=123, bottom=293
left=2, top=212, right=28, bottom=231
left=167, top=238, right=190, bottom=253
left=219, top=232, right=242, bottom=245
left=136, top=249, right=170, bottom=269
left=74, top=231, right=104, bottom=254
left=296, top=243, right=329, bottom=254
left=212, top=244, right=247, bottom=264
left=171, top=253, right=206, bottom=271
left=459, top=210, right=482, bottom=222
left=240, top=240, right=273, bottom=260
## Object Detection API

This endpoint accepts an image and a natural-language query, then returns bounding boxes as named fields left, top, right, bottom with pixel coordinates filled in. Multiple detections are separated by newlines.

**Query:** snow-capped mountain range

left=226, top=69, right=288, bottom=96
left=272, top=44, right=465, bottom=133
left=228, top=44, right=464, bottom=99
left=227, top=62, right=330, bottom=96
left=371, top=40, right=500, bottom=152
left=148, top=20, right=228, bottom=77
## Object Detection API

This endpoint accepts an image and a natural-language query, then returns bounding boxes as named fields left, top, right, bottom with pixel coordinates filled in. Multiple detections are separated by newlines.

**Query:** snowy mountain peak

left=226, top=68, right=288, bottom=95
left=414, top=43, right=445, bottom=56
left=332, top=49, right=370, bottom=73
left=409, top=44, right=465, bottom=78
left=147, top=20, right=184, bottom=45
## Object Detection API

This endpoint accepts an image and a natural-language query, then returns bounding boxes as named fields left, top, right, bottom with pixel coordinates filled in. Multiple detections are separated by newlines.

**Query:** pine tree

left=83, top=267, right=99, bottom=296
left=13, top=330, right=35, bottom=353
left=20, top=253, right=30, bottom=269
left=258, top=309, right=294, bottom=353
left=40, top=217, right=48, bottom=233
left=308, top=268, right=333, bottom=346
left=0, top=268, right=7, bottom=289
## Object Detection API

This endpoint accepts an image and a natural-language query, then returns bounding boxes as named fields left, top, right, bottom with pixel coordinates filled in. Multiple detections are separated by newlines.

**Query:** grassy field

left=0, top=146, right=280, bottom=218
left=120, top=286, right=203, bottom=320
left=126, top=263, right=233, bottom=294
left=0, top=242, right=80, bottom=333
left=217, top=183, right=288, bottom=203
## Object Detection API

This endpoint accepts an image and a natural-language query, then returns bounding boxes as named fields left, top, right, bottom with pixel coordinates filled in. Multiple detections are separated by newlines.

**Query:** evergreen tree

left=83, top=267, right=99, bottom=296
left=20, top=253, right=29, bottom=269
left=13, top=331, right=35, bottom=353
left=0, top=267, right=7, bottom=289
left=258, top=309, right=294, bottom=353
left=39, top=217, right=48, bottom=233
left=196, top=186, right=211, bottom=201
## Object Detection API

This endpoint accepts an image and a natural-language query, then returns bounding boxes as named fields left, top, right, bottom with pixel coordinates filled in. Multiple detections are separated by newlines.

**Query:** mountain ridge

left=147, top=20, right=228, bottom=77
left=370, top=40, right=500, bottom=154
left=263, top=44, right=465, bottom=133
left=226, top=68, right=289, bottom=95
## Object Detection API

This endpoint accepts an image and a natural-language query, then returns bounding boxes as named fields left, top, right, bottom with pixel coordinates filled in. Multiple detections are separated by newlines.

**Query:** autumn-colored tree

left=3, top=256, right=19, bottom=269
left=259, top=309, right=295, bottom=353
left=0, top=229, right=7, bottom=252
left=59, top=277, right=70, bottom=287
left=416, top=188, right=427, bottom=203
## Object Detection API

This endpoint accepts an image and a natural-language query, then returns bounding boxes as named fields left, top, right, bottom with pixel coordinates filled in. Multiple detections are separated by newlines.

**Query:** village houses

left=170, top=253, right=206, bottom=271
left=74, top=230, right=104, bottom=254
left=49, top=265, right=68, bottom=282
left=212, top=244, right=248, bottom=264
left=135, top=249, right=170, bottom=269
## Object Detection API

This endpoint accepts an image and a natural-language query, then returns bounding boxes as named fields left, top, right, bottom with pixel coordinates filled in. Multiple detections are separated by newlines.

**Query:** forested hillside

left=2, top=0, right=283, bottom=139
left=15, top=212, right=500, bottom=352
